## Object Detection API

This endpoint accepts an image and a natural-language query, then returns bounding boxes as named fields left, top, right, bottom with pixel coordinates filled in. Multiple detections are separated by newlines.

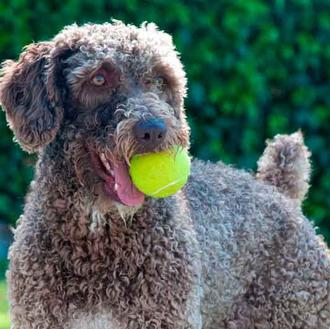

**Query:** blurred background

left=0, top=0, right=329, bottom=326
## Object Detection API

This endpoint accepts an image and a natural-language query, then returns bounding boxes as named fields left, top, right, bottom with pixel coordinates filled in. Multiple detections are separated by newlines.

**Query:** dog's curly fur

left=0, top=21, right=329, bottom=329
left=257, top=131, right=311, bottom=205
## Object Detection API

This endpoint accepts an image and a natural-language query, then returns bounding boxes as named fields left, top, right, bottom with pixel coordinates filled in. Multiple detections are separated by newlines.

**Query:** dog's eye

left=91, top=74, right=106, bottom=86
left=144, top=76, right=166, bottom=89
left=155, top=76, right=166, bottom=89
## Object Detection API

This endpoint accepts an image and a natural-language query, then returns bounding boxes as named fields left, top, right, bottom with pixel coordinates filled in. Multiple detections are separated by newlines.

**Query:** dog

left=0, top=21, right=329, bottom=329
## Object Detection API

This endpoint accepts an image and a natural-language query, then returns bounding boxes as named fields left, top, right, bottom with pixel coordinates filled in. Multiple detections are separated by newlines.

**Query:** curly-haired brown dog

left=0, top=21, right=329, bottom=329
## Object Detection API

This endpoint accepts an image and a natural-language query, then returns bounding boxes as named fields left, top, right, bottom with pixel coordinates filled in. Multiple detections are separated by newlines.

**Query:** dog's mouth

left=90, top=151, right=145, bottom=207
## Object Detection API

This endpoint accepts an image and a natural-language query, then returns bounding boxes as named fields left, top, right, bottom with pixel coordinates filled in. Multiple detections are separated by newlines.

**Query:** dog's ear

left=0, top=42, right=69, bottom=153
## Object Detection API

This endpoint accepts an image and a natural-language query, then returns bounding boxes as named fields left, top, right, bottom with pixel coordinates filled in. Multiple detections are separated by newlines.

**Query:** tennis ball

left=129, top=147, right=191, bottom=198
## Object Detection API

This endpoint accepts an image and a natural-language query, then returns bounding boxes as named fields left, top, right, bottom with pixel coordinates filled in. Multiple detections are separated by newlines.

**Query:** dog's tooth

left=110, top=170, right=114, bottom=176
left=100, top=153, right=111, bottom=173
left=105, top=162, right=111, bottom=173
left=114, top=183, right=118, bottom=191
left=100, top=153, right=106, bottom=162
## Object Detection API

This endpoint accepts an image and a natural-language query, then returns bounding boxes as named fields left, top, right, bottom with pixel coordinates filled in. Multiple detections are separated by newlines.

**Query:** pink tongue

left=113, top=162, right=145, bottom=206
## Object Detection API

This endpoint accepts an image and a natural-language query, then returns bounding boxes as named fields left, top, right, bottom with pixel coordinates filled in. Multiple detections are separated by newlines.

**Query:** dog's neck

left=29, top=141, right=93, bottom=215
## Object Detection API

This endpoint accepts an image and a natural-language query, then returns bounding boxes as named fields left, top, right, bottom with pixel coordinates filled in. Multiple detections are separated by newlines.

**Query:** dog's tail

left=256, top=131, right=311, bottom=205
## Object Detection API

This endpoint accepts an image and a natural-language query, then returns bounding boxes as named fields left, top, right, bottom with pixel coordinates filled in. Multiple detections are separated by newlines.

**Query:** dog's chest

left=60, top=210, right=199, bottom=329
left=66, top=312, right=120, bottom=329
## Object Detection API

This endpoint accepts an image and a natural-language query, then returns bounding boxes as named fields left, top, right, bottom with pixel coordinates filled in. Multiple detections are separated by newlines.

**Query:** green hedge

left=0, top=0, right=329, bottom=243
left=0, top=280, right=9, bottom=329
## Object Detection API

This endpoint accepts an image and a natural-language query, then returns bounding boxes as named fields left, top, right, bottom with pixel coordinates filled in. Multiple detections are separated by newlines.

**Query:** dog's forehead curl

left=52, top=21, right=185, bottom=83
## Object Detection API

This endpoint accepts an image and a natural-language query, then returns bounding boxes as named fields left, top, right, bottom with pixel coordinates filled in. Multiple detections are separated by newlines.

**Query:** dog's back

left=184, top=158, right=330, bottom=328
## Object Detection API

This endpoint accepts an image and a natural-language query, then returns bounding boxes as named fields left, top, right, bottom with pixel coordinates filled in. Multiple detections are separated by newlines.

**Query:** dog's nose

left=134, top=118, right=167, bottom=151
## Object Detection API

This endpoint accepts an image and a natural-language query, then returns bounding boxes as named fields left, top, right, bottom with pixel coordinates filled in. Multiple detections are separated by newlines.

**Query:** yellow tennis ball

left=129, top=147, right=191, bottom=198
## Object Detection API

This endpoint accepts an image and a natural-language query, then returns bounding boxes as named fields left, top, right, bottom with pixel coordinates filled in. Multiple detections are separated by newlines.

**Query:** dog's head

left=0, top=21, right=189, bottom=208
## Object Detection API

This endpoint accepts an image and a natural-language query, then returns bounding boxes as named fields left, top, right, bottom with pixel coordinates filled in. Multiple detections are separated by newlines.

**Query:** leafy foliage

left=0, top=0, right=329, bottom=243
left=0, top=280, right=9, bottom=329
